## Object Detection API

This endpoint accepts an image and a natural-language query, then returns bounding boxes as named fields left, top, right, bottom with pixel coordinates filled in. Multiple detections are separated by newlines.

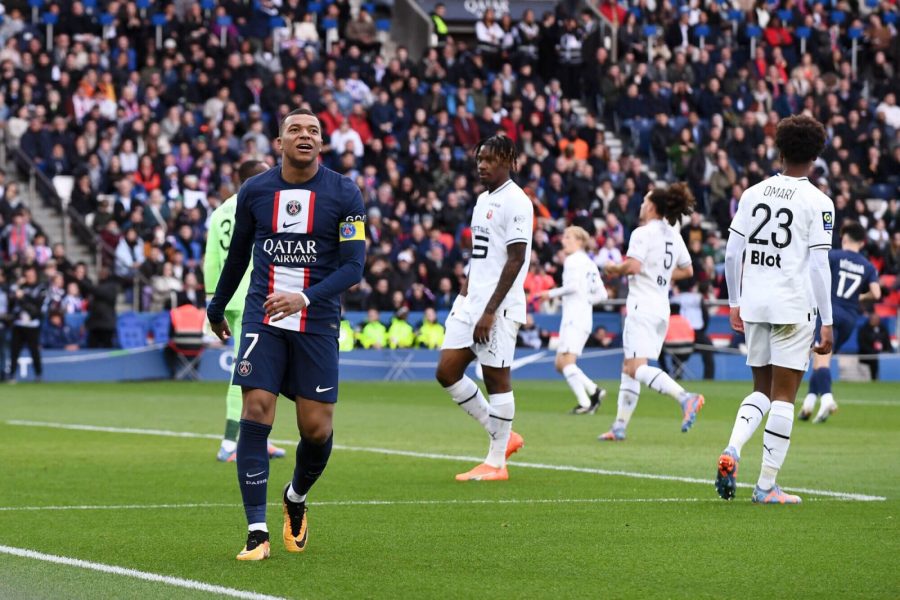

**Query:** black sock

left=291, top=433, right=333, bottom=498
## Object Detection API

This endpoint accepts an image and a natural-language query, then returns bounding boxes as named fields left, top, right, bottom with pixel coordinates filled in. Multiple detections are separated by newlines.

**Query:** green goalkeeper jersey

left=204, top=194, right=251, bottom=313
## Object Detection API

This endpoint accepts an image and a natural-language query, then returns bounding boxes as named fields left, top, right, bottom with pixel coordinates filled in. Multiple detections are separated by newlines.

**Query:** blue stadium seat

left=150, top=312, right=171, bottom=345
left=117, top=312, right=148, bottom=349
left=65, top=313, right=89, bottom=347
left=376, top=19, right=391, bottom=32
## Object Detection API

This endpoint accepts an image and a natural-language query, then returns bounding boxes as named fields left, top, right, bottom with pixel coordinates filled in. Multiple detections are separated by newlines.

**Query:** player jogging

left=435, top=135, right=532, bottom=482
left=598, top=184, right=705, bottom=441
left=204, top=160, right=286, bottom=463
left=716, top=115, right=834, bottom=504
left=208, top=108, right=366, bottom=559
left=800, top=221, right=880, bottom=423
left=539, top=226, right=608, bottom=414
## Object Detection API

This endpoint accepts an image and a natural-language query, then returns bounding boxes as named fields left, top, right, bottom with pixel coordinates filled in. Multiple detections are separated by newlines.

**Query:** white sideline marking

left=0, top=498, right=723, bottom=512
left=0, top=544, right=288, bottom=600
left=4, top=420, right=887, bottom=502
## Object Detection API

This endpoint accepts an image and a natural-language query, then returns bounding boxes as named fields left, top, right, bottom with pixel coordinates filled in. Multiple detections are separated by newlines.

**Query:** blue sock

left=808, top=369, right=820, bottom=395
left=817, top=367, right=832, bottom=395
left=292, top=433, right=333, bottom=498
left=237, top=419, right=272, bottom=525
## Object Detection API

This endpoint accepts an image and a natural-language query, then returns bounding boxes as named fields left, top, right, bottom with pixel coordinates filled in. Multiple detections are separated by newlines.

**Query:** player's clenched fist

left=813, top=324, right=833, bottom=355
left=264, top=292, right=308, bottom=322
left=474, top=311, right=495, bottom=344
left=729, top=306, right=744, bottom=333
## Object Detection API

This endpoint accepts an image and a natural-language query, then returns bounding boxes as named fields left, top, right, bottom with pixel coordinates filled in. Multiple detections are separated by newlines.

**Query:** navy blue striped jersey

left=207, top=166, right=366, bottom=336
left=829, top=249, right=878, bottom=317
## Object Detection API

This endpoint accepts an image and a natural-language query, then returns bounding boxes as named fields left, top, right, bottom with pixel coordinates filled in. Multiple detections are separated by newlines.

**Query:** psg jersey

left=208, top=166, right=366, bottom=336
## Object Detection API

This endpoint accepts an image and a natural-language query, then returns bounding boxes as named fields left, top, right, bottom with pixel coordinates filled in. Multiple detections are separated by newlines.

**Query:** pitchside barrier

left=7, top=345, right=899, bottom=383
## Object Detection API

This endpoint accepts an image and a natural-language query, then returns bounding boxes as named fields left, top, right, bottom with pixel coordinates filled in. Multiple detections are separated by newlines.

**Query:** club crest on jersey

left=286, top=199, right=302, bottom=216
left=487, top=209, right=493, bottom=220
left=341, top=223, right=357, bottom=239
left=237, top=360, right=252, bottom=376
left=822, top=212, right=833, bottom=231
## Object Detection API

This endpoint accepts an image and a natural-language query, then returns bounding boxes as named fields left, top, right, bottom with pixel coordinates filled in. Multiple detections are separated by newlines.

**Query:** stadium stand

left=0, top=0, right=897, bottom=356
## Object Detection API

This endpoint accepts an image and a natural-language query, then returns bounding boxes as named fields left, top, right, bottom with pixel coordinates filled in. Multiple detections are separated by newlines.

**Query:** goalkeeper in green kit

left=205, top=160, right=286, bottom=462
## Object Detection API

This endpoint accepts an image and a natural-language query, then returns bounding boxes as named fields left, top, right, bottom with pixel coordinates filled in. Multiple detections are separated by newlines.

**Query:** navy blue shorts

left=815, top=311, right=856, bottom=354
left=232, top=322, right=339, bottom=403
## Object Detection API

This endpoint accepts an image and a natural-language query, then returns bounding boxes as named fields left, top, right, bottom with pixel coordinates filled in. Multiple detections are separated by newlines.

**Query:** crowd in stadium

left=0, top=0, right=899, bottom=356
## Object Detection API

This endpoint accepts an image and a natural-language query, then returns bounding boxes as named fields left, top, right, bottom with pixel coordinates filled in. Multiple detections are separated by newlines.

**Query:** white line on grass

left=0, top=544, right=288, bottom=600
left=4, top=420, right=887, bottom=502
left=0, top=498, right=723, bottom=512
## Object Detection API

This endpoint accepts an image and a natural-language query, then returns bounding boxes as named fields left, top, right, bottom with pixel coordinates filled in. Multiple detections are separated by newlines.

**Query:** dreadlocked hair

left=474, top=134, right=519, bottom=169
left=775, top=114, right=826, bottom=165
left=648, top=182, right=696, bottom=226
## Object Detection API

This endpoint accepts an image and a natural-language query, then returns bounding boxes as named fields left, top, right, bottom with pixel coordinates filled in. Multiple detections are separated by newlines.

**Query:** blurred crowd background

left=0, top=0, right=898, bottom=362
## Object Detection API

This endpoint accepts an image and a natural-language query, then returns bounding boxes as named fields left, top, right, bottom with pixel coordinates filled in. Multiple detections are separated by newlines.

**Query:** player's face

left=279, top=114, right=322, bottom=167
left=476, top=147, right=508, bottom=190
left=561, top=230, right=580, bottom=255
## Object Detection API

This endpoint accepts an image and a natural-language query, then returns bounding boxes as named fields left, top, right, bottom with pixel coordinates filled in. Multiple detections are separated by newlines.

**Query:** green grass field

left=0, top=380, right=897, bottom=599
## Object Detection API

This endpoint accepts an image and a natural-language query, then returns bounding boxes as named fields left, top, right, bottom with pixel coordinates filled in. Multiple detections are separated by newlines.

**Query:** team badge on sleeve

left=822, top=212, right=833, bottom=231
left=339, top=221, right=365, bottom=242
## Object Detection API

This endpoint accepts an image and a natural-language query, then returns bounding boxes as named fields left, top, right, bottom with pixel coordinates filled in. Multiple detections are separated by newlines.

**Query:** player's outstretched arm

left=208, top=190, right=253, bottom=328
left=474, top=242, right=527, bottom=344
left=603, top=257, right=642, bottom=278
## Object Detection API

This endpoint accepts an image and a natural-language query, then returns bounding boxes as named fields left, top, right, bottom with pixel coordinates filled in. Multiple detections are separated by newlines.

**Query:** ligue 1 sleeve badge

left=341, top=222, right=357, bottom=239
left=822, top=212, right=833, bottom=231
left=237, top=360, right=253, bottom=376
left=286, top=199, right=302, bottom=216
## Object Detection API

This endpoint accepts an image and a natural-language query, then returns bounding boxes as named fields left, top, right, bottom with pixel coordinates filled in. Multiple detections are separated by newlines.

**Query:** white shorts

left=557, top=322, right=590, bottom=357
left=622, top=312, right=668, bottom=360
left=442, top=312, right=520, bottom=368
left=744, top=321, right=814, bottom=371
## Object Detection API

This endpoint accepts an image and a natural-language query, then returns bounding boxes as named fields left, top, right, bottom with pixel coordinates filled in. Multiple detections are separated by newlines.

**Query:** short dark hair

left=841, top=220, right=866, bottom=243
left=238, top=160, right=267, bottom=184
left=280, top=108, right=321, bottom=135
left=648, top=182, right=696, bottom=226
left=775, top=115, right=826, bottom=165
left=474, top=134, right=518, bottom=169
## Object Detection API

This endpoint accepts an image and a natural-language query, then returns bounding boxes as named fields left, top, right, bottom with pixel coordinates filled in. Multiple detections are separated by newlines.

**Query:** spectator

left=84, top=268, right=119, bottom=348
left=358, top=308, right=388, bottom=349
left=41, top=310, right=80, bottom=351
left=7, top=266, right=45, bottom=382
left=387, top=306, right=415, bottom=349
left=858, top=312, right=893, bottom=380
left=416, top=307, right=445, bottom=349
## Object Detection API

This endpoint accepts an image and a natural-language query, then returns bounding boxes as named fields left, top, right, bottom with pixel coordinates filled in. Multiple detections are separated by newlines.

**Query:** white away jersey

left=625, top=219, right=691, bottom=320
left=729, top=173, right=834, bottom=324
left=462, top=179, right=534, bottom=324
left=549, top=250, right=606, bottom=330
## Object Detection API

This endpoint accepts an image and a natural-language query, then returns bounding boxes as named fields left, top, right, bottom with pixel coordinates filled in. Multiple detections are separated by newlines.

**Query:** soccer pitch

left=1, top=380, right=897, bottom=599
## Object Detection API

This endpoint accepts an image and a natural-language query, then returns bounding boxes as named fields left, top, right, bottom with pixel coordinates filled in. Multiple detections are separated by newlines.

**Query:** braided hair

left=474, top=134, right=519, bottom=170
left=647, top=183, right=696, bottom=226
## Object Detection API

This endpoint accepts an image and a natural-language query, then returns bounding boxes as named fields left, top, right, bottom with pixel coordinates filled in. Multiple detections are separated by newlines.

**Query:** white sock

left=572, top=365, right=598, bottom=395
left=727, top=392, right=771, bottom=456
left=287, top=484, right=306, bottom=504
left=801, top=393, right=817, bottom=414
left=220, top=439, right=237, bottom=453
left=248, top=522, right=268, bottom=533
left=614, top=373, right=641, bottom=429
left=634, top=365, right=685, bottom=401
left=445, top=376, right=490, bottom=432
left=562, top=364, right=591, bottom=408
left=757, top=400, right=794, bottom=490
left=486, top=392, right=515, bottom=468
left=820, top=392, right=835, bottom=407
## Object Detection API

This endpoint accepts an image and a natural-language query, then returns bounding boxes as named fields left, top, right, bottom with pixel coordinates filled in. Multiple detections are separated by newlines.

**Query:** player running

left=800, top=221, right=880, bottom=423
left=208, top=108, right=366, bottom=559
left=598, top=184, right=705, bottom=441
left=538, top=226, right=608, bottom=414
left=716, top=115, right=834, bottom=504
left=435, top=135, right=532, bottom=482
left=204, top=160, right=286, bottom=463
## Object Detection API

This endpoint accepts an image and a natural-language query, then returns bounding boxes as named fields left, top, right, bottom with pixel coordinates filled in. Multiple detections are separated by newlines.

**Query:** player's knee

left=301, top=422, right=333, bottom=444
left=241, top=403, right=269, bottom=423
left=435, top=364, right=457, bottom=388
